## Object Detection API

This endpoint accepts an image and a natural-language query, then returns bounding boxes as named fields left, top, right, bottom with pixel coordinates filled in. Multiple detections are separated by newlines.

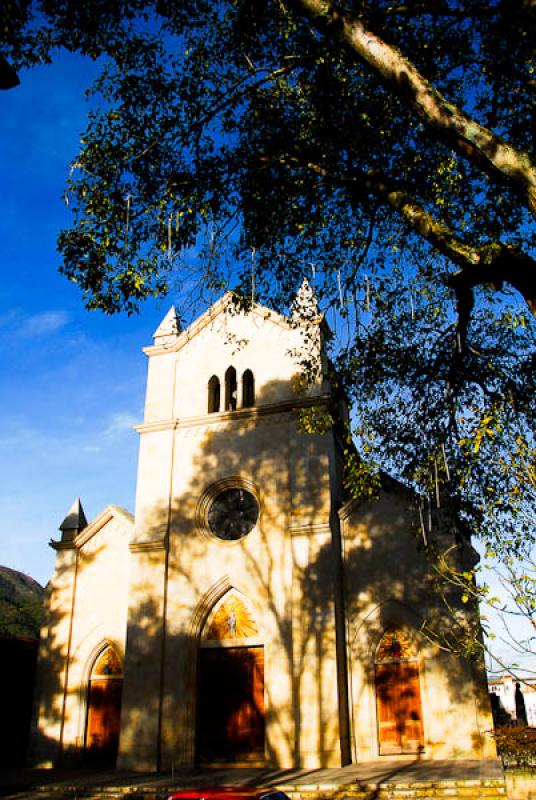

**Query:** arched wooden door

left=197, top=591, right=264, bottom=764
left=84, top=645, right=123, bottom=765
left=375, top=628, right=424, bottom=755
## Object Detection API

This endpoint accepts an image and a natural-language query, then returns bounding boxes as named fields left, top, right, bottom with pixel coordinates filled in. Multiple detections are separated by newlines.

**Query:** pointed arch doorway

left=196, top=590, right=265, bottom=764
left=375, top=627, right=424, bottom=755
left=84, top=645, right=123, bottom=765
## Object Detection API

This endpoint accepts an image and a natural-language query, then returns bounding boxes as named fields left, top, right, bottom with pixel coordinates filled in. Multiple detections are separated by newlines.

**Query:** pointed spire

left=59, top=497, right=87, bottom=542
left=153, top=306, right=181, bottom=345
left=291, top=277, right=320, bottom=322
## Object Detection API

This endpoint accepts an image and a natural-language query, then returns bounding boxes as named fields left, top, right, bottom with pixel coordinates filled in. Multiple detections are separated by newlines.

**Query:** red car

left=167, top=789, right=291, bottom=800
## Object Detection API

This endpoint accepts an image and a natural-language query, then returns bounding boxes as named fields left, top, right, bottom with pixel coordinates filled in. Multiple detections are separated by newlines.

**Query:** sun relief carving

left=205, top=594, right=259, bottom=640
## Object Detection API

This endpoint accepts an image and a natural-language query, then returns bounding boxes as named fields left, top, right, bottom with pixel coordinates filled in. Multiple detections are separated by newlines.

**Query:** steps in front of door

left=288, top=781, right=507, bottom=799
left=6, top=778, right=506, bottom=800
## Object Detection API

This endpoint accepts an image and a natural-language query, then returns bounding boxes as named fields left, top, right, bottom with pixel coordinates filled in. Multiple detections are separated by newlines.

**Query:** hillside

left=0, top=565, right=45, bottom=639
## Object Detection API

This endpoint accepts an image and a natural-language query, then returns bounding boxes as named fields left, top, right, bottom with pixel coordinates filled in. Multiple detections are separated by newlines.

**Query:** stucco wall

left=118, top=301, right=343, bottom=770
left=32, top=509, right=132, bottom=766
left=341, top=489, right=496, bottom=761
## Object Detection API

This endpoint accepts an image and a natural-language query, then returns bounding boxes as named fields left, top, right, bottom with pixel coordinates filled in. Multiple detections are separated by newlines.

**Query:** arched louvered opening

left=208, top=375, right=220, bottom=413
left=225, top=366, right=237, bottom=411
left=242, top=369, right=255, bottom=408
left=374, top=627, right=424, bottom=755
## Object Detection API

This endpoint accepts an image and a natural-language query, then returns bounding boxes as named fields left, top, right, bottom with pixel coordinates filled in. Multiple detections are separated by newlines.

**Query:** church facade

left=31, top=289, right=496, bottom=770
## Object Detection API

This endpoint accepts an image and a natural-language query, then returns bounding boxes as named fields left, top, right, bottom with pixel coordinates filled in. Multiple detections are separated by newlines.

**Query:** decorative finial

left=153, top=306, right=181, bottom=345
left=292, top=277, right=320, bottom=322
left=59, top=497, right=88, bottom=542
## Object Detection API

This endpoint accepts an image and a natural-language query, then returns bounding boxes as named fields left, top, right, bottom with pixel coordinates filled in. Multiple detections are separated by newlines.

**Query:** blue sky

left=0, top=52, right=167, bottom=586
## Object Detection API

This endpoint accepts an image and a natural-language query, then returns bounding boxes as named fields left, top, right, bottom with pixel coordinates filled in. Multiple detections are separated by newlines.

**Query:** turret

left=58, top=497, right=87, bottom=543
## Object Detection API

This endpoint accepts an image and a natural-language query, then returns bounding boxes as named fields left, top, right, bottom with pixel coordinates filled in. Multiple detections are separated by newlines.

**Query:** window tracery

left=208, top=368, right=255, bottom=414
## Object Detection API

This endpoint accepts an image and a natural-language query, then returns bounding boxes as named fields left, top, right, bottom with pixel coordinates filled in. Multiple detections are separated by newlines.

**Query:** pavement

left=0, top=759, right=505, bottom=796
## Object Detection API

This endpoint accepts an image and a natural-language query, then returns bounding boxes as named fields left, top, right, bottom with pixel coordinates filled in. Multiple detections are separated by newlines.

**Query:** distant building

left=488, top=674, right=536, bottom=727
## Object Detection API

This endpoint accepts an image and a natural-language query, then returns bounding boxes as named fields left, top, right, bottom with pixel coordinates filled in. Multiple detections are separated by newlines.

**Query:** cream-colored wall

left=62, top=513, right=131, bottom=758
left=143, top=304, right=324, bottom=425
left=342, top=489, right=496, bottom=761
left=117, top=545, right=166, bottom=771
left=120, top=411, right=343, bottom=769
left=144, top=352, right=176, bottom=422
left=32, top=510, right=132, bottom=766
left=172, top=312, right=315, bottom=416
left=31, top=546, right=77, bottom=766
left=133, top=427, right=173, bottom=542
left=118, top=303, right=343, bottom=769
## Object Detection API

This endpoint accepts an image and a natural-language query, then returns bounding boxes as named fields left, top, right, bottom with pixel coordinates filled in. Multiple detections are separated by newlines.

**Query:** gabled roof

left=338, top=471, right=417, bottom=521
left=51, top=505, right=134, bottom=551
left=144, top=292, right=313, bottom=357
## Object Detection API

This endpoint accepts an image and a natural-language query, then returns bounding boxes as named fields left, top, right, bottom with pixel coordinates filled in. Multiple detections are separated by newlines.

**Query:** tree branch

left=289, top=0, right=536, bottom=218
left=299, top=157, right=536, bottom=346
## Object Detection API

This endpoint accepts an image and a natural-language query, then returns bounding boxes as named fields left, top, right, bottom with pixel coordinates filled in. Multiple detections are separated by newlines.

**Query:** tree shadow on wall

left=28, top=376, right=493, bottom=776
left=120, top=376, right=492, bottom=771
left=122, top=378, right=342, bottom=770
left=27, top=541, right=113, bottom=768
left=340, top=482, right=493, bottom=759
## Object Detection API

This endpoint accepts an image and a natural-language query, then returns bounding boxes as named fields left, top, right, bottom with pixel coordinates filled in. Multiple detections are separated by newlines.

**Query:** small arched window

left=242, top=369, right=255, bottom=408
left=225, top=366, right=237, bottom=411
left=208, top=375, right=220, bottom=413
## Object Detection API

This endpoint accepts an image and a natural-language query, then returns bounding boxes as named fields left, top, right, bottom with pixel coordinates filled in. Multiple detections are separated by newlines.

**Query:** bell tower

left=118, top=288, right=349, bottom=770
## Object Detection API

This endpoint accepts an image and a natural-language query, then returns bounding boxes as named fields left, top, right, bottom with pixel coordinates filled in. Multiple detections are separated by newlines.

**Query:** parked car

left=167, top=788, right=291, bottom=800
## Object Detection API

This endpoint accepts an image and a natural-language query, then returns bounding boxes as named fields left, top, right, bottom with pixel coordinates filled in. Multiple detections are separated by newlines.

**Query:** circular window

left=207, top=488, right=259, bottom=541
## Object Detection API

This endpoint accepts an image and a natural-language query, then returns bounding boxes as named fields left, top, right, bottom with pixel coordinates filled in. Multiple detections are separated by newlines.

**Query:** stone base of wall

left=505, top=771, right=536, bottom=800
left=8, top=778, right=506, bottom=800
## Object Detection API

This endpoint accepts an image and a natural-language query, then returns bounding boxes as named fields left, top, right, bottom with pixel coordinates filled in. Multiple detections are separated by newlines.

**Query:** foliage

left=342, top=450, right=381, bottom=502
left=296, top=405, right=334, bottom=436
left=3, top=1, right=535, bottom=314
left=335, top=261, right=534, bottom=664
left=491, top=725, right=536, bottom=769
left=336, top=259, right=535, bottom=548
left=3, top=1, right=535, bottom=657
left=0, top=566, right=44, bottom=639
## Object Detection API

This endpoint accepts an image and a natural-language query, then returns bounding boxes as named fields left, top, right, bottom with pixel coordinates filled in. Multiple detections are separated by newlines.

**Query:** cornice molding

left=288, top=521, right=332, bottom=536
left=129, top=539, right=166, bottom=553
left=50, top=539, right=77, bottom=552
left=135, top=394, right=331, bottom=434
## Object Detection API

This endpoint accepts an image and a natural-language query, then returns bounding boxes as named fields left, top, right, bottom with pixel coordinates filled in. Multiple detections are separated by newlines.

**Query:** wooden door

left=375, top=661, right=424, bottom=754
left=197, top=646, right=264, bottom=763
left=85, top=677, right=123, bottom=764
